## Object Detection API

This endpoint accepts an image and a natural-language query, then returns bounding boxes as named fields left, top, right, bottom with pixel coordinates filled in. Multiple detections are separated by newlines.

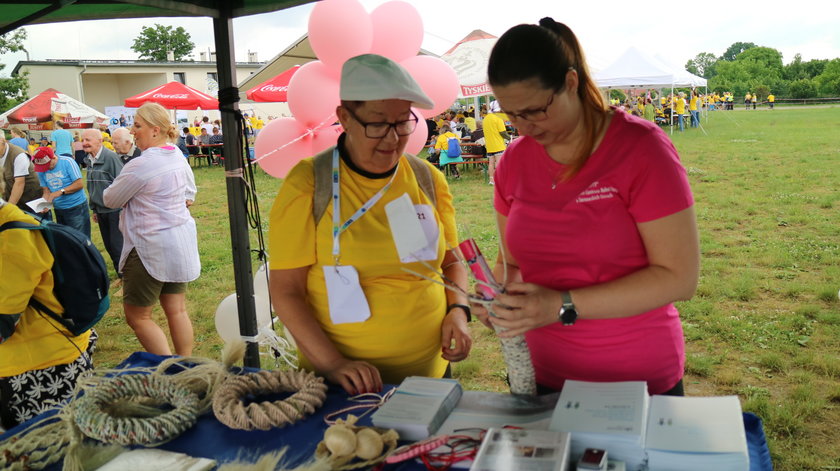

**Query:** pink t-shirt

left=494, top=110, right=694, bottom=394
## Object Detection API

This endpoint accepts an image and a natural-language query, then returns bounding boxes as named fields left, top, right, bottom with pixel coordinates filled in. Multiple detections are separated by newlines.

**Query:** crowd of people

left=2, top=17, right=702, bottom=432
left=612, top=88, right=777, bottom=131
left=1, top=102, right=200, bottom=429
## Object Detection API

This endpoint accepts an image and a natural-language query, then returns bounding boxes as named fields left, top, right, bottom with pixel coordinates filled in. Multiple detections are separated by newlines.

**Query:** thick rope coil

left=213, top=370, right=328, bottom=431
left=73, top=374, right=200, bottom=446
left=0, top=419, right=68, bottom=470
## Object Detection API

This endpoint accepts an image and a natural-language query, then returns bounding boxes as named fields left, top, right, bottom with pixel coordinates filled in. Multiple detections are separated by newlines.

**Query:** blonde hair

left=135, top=102, right=178, bottom=141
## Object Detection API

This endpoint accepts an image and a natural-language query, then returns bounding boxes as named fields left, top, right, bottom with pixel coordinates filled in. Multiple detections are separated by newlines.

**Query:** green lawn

left=91, top=106, right=839, bottom=470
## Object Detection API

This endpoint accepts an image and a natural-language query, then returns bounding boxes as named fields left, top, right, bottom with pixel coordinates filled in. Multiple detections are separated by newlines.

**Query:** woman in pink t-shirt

left=472, top=18, right=700, bottom=396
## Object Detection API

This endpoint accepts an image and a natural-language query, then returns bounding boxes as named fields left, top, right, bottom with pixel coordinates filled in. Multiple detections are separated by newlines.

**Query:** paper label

left=323, top=265, right=371, bottom=324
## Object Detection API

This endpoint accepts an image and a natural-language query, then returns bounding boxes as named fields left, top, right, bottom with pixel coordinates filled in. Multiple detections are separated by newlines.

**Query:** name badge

left=323, top=265, right=371, bottom=324
left=386, top=193, right=435, bottom=262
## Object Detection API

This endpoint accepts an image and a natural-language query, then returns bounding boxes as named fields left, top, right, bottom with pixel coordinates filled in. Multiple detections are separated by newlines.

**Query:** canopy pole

left=213, top=9, right=260, bottom=368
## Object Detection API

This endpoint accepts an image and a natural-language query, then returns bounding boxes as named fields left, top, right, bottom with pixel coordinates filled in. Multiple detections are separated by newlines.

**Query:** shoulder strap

left=405, top=153, right=436, bottom=207
left=312, top=151, right=438, bottom=226
left=0, top=220, right=40, bottom=233
left=311, top=146, right=336, bottom=225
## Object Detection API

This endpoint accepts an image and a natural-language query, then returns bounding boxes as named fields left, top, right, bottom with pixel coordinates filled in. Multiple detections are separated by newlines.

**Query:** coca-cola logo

left=259, top=85, right=288, bottom=92
left=153, top=93, right=189, bottom=99
left=22, top=117, right=38, bottom=123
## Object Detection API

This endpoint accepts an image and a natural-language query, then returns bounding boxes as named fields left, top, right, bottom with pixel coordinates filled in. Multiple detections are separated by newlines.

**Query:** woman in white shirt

left=104, top=102, right=200, bottom=356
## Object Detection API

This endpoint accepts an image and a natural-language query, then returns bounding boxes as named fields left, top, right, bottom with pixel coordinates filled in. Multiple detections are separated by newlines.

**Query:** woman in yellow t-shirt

left=675, top=92, right=687, bottom=131
left=0, top=195, right=95, bottom=429
left=268, top=54, right=471, bottom=395
left=434, top=124, right=463, bottom=179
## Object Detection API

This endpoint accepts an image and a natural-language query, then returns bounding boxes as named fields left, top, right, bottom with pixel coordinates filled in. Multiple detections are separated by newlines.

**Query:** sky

left=2, top=0, right=839, bottom=76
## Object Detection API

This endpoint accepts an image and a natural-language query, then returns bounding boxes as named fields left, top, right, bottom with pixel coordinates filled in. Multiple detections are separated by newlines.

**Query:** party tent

left=594, top=46, right=707, bottom=89
left=0, top=88, right=109, bottom=129
left=245, top=65, right=301, bottom=102
left=440, top=29, right=497, bottom=98
left=124, top=81, right=219, bottom=110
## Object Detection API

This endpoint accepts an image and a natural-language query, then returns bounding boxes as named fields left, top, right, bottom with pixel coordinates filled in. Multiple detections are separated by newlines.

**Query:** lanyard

left=331, top=148, right=399, bottom=264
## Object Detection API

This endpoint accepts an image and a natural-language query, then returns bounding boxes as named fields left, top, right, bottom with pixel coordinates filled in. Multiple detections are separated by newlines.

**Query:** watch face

left=561, top=306, right=577, bottom=325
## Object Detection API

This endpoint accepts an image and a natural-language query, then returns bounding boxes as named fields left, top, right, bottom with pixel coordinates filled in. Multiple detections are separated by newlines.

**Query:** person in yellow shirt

left=464, top=111, right=477, bottom=132
left=482, top=104, right=511, bottom=185
left=0, top=192, right=95, bottom=429
left=268, top=54, right=471, bottom=396
left=689, top=90, right=700, bottom=128
left=767, top=93, right=775, bottom=109
left=674, top=92, right=687, bottom=131
left=253, top=116, right=265, bottom=136
left=745, top=92, right=752, bottom=110
left=434, top=124, right=463, bottom=179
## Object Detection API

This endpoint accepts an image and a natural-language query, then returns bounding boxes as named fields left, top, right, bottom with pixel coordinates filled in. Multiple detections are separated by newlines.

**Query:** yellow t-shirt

left=268, top=153, right=458, bottom=384
left=675, top=97, right=686, bottom=114
left=254, top=118, right=265, bottom=130
left=768, top=94, right=775, bottom=102
left=464, top=117, right=477, bottom=132
left=434, top=132, right=458, bottom=151
left=0, top=204, right=91, bottom=377
left=483, top=112, right=507, bottom=154
left=689, top=96, right=698, bottom=111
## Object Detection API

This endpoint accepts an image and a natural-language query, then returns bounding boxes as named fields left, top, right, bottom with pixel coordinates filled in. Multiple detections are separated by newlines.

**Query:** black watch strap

left=446, top=303, right=472, bottom=323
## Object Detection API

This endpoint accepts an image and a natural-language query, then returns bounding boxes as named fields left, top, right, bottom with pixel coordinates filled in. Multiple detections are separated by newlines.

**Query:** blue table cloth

left=1, top=352, right=772, bottom=470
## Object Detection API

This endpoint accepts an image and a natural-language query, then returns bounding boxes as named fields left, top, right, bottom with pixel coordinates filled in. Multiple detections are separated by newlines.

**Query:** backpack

left=311, top=147, right=436, bottom=224
left=446, top=137, right=462, bottom=158
left=0, top=219, right=110, bottom=336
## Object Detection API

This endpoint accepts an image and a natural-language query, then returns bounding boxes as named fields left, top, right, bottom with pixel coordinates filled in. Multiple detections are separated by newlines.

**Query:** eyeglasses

left=344, top=107, right=419, bottom=138
left=501, top=90, right=559, bottom=122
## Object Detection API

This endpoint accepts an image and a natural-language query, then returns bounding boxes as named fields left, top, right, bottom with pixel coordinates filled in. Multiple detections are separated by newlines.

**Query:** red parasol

left=245, top=65, right=301, bottom=102
left=124, top=81, right=219, bottom=109
left=0, top=88, right=109, bottom=129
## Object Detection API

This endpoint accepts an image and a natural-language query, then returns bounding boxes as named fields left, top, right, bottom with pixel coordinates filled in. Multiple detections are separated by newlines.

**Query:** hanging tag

left=385, top=193, right=429, bottom=261
left=323, top=265, right=372, bottom=324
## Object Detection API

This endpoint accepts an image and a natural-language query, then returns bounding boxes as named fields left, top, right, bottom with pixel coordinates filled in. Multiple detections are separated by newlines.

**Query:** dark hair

left=183, top=127, right=190, bottom=133
left=488, top=17, right=607, bottom=180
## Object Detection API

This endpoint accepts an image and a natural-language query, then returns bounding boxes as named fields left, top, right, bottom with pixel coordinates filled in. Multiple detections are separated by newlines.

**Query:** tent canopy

left=124, top=81, right=220, bottom=110
left=0, top=88, right=109, bottom=129
left=594, top=46, right=707, bottom=89
left=440, top=29, right=497, bottom=98
left=246, top=65, right=300, bottom=102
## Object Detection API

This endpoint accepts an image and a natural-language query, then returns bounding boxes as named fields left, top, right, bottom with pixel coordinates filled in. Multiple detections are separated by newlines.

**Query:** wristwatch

left=60, top=188, right=66, bottom=195
left=446, top=303, right=472, bottom=323
left=558, top=291, right=578, bottom=326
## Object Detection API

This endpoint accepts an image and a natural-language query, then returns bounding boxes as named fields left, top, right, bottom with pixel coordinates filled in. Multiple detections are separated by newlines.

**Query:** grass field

left=90, top=106, right=839, bottom=470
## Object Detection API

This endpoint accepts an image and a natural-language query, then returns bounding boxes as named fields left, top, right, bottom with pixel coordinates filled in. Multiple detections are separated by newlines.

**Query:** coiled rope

left=73, top=374, right=200, bottom=446
left=213, top=369, right=328, bottom=431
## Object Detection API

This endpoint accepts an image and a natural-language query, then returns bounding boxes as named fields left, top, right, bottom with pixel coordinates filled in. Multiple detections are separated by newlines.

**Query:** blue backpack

left=446, top=137, right=462, bottom=158
left=0, top=219, right=110, bottom=336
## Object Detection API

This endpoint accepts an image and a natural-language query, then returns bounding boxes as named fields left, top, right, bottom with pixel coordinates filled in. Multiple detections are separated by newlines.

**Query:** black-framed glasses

left=501, top=90, right=559, bottom=122
left=344, top=107, right=419, bottom=138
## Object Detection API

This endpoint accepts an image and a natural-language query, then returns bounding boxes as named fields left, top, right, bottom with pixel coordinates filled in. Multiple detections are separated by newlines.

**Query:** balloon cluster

left=254, top=0, right=460, bottom=178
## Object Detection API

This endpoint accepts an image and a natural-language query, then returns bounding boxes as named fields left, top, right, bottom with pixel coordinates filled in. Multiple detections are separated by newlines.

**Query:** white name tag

left=401, top=204, right=439, bottom=263
left=323, top=265, right=371, bottom=324
left=385, top=193, right=430, bottom=261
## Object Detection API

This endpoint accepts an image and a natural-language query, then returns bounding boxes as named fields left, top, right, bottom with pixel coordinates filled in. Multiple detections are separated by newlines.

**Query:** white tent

left=440, top=29, right=497, bottom=98
left=594, top=46, right=707, bottom=89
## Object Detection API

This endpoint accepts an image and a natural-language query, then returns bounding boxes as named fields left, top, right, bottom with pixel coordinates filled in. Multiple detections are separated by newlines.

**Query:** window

left=207, top=72, right=218, bottom=83
left=174, top=72, right=186, bottom=84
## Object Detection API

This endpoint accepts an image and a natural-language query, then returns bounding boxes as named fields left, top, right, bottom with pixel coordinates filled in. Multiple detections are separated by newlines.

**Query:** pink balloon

left=369, top=2, right=423, bottom=62
left=312, top=123, right=343, bottom=155
left=288, top=61, right=340, bottom=128
left=400, top=55, right=460, bottom=118
left=254, top=118, right=312, bottom=178
left=308, top=0, right=372, bottom=75
left=405, top=109, right=429, bottom=155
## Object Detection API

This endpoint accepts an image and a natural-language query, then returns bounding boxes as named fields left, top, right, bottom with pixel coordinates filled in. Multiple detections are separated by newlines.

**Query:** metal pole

left=213, top=9, right=260, bottom=368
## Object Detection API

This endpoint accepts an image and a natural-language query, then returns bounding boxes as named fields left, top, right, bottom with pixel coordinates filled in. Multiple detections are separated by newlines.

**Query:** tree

left=131, top=24, right=195, bottom=61
left=0, top=29, right=29, bottom=112
left=686, top=52, right=718, bottom=79
left=814, top=59, right=840, bottom=95
left=788, top=78, right=817, bottom=98
left=721, top=42, right=757, bottom=62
